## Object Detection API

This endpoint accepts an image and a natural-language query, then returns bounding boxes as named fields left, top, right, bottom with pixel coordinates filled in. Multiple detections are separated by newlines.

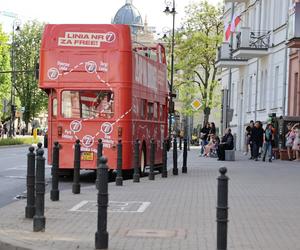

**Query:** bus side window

left=147, top=102, right=154, bottom=120
left=153, top=102, right=158, bottom=120
left=140, top=99, right=146, bottom=119
left=160, top=105, right=165, bottom=121
left=52, top=98, right=57, bottom=117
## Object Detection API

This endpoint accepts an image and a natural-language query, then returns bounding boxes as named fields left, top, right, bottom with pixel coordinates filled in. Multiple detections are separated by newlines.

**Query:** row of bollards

left=25, top=143, right=46, bottom=231
left=25, top=138, right=228, bottom=250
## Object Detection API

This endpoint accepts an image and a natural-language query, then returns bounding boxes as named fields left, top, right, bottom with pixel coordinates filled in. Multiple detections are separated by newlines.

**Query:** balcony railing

left=232, top=27, right=270, bottom=58
left=236, top=31, right=270, bottom=49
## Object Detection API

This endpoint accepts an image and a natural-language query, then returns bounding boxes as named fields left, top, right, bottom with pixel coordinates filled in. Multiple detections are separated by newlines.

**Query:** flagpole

left=224, top=2, right=235, bottom=132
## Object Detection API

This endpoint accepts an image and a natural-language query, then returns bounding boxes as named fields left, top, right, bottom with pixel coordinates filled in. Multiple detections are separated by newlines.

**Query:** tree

left=0, top=25, right=11, bottom=122
left=13, top=20, right=47, bottom=130
left=175, top=0, right=223, bottom=125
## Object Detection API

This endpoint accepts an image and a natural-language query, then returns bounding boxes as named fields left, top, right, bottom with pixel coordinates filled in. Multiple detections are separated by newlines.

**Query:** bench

left=225, top=150, right=235, bottom=161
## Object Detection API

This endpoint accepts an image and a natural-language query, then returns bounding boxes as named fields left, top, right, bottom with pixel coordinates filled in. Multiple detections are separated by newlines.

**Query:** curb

left=0, top=144, right=32, bottom=149
left=0, top=239, right=32, bottom=250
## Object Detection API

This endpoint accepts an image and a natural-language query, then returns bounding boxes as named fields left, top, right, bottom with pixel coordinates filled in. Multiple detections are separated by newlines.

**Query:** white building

left=216, top=0, right=292, bottom=150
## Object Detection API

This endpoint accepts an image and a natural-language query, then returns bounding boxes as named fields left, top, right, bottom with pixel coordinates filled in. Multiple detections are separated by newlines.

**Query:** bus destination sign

left=58, top=32, right=116, bottom=48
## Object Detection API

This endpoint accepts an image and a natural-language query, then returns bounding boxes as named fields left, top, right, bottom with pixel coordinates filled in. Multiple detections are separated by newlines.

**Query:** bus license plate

left=81, top=152, right=94, bottom=161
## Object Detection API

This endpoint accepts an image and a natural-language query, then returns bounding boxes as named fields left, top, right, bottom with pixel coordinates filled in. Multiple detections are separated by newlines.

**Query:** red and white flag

left=224, top=22, right=231, bottom=41
left=230, top=15, right=241, bottom=32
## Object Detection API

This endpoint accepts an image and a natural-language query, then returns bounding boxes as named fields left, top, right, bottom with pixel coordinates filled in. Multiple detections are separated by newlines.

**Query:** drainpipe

left=282, top=5, right=289, bottom=116
left=254, top=0, right=262, bottom=122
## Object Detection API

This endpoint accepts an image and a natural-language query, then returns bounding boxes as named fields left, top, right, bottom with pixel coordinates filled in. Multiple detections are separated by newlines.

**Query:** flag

left=230, top=15, right=241, bottom=32
left=225, top=23, right=231, bottom=41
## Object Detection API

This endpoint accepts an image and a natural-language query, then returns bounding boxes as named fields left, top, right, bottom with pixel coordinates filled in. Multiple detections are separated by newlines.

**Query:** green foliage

left=175, top=0, right=223, bottom=124
left=0, top=25, right=11, bottom=120
left=0, top=137, right=23, bottom=146
left=0, top=136, right=42, bottom=146
left=12, top=20, right=47, bottom=127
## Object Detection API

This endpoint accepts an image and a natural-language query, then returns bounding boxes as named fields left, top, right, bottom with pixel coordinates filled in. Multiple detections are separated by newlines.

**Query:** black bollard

left=149, top=139, right=155, bottom=180
left=133, top=139, right=140, bottom=182
left=162, top=139, right=168, bottom=178
left=96, top=139, right=103, bottom=190
left=25, top=146, right=35, bottom=218
left=116, top=139, right=123, bottom=186
left=172, top=137, right=178, bottom=175
left=216, top=167, right=229, bottom=250
left=179, top=137, right=182, bottom=150
left=72, top=139, right=81, bottom=194
left=33, top=147, right=46, bottom=232
left=50, top=142, right=60, bottom=201
left=182, top=138, right=188, bottom=173
left=95, top=157, right=109, bottom=250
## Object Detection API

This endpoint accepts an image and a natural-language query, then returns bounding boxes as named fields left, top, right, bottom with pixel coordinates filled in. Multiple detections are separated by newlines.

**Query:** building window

left=259, top=71, right=264, bottom=109
left=273, top=66, right=279, bottom=108
left=248, top=76, right=253, bottom=112
left=263, top=70, right=268, bottom=109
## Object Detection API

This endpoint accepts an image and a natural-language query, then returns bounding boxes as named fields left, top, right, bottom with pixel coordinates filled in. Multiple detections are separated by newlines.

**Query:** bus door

left=48, top=90, right=58, bottom=164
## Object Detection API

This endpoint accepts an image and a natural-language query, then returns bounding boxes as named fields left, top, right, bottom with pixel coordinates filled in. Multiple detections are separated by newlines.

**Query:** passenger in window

left=96, top=94, right=113, bottom=118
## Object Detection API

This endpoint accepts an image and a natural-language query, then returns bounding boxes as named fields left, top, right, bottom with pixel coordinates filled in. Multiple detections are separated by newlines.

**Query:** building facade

left=217, top=0, right=291, bottom=150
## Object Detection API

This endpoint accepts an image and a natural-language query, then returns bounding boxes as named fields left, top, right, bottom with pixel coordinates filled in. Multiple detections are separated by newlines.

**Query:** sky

left=0, top=0, right=221, bottom=35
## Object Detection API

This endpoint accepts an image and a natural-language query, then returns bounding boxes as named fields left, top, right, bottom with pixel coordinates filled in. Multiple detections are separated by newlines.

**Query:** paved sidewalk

left=0, top=148, right=300, bottom=250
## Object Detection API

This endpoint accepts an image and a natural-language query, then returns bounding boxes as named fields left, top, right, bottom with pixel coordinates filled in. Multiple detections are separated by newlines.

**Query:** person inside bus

left=95, top=93, right=113, bottom=118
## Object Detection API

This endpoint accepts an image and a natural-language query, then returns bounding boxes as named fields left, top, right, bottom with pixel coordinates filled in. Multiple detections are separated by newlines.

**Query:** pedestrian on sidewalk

left=199, top=122, right=210, bottom=156
left=217, top=128, right=234, bottom=161
left=292, top=123, right=300, bottom=161
left=244, top=121, right=253, bottom=156
left=251, top=121, right=264, bottom=161
left=285, top=123, right=296, bottom=161
left=247, top=120, right=254, bottom=159
left=262, top=123, right=274, bottom=162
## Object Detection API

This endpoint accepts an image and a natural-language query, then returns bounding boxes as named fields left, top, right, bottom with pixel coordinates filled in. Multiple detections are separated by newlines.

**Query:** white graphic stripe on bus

left=70, top=107, right=132, bottom=144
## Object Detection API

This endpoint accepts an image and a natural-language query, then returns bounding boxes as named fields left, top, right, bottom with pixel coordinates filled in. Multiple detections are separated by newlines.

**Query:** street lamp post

left=9, top=20, right=20, bottom=137
left=164, top=0, right=176, bottom=144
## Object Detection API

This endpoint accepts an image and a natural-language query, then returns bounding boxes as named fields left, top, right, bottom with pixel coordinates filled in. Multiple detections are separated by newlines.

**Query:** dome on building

left=112, top=0, right=143, bottom=34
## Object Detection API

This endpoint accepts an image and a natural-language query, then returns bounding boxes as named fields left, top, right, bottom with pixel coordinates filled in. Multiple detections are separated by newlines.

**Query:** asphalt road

left=0, top=144, right=175, bottom=208
left=0, top=145, right=97, bottom=208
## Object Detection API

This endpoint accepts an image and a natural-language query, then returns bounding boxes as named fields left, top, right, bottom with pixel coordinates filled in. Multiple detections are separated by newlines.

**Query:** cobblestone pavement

left=0, top=148, right=300, bottom=250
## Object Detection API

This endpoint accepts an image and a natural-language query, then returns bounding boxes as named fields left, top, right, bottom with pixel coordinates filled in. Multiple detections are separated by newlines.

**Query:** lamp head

left=164, top=6, right=171, bottom=15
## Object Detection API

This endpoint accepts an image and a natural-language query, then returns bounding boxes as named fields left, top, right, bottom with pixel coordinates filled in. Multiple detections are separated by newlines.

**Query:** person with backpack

left=262, top=123, right=274, bottom=162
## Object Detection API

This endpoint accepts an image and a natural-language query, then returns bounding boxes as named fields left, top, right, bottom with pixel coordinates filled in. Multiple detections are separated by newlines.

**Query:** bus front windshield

left=62, top=90, right=114, bottom=119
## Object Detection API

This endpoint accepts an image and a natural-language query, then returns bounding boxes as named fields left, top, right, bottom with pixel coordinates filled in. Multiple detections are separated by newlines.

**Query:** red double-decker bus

left=39, top=24, right=168, bottom=174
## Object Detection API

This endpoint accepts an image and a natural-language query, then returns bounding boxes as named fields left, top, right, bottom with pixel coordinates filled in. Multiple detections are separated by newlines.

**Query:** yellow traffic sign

left=191, top=99, right=201, bottom=110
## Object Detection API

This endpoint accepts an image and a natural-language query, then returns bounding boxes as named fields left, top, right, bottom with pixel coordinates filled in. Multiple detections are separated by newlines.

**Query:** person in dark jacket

left=250, top=121, right=264, bottom=161
left=262, top=123, right=274, bottom=162
left=217, top=128, right=234, bottom=161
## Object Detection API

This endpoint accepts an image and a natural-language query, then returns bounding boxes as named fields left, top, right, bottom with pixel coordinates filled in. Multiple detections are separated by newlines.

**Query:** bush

left=0, top=138, right=24, bottom=146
